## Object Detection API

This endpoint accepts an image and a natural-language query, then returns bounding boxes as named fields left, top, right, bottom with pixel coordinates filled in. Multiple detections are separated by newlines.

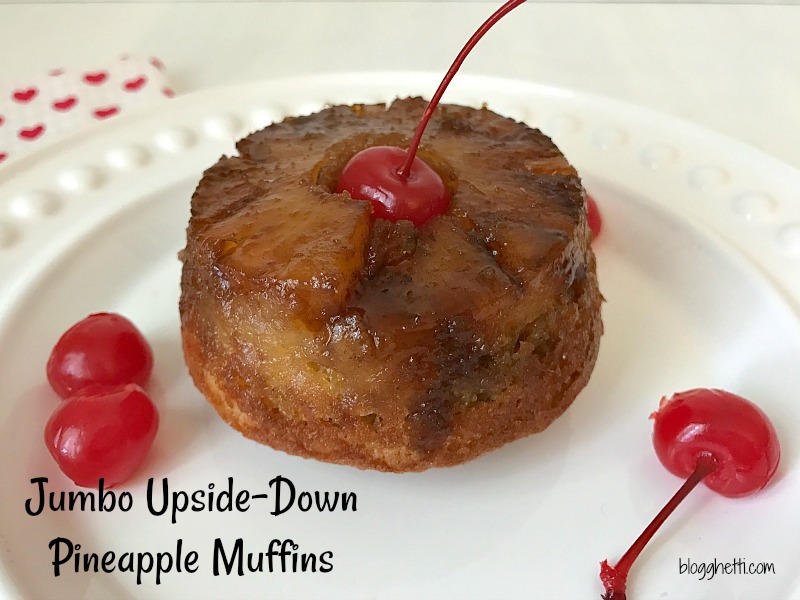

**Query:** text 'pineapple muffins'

left=180, top=98, right=602, bottom=471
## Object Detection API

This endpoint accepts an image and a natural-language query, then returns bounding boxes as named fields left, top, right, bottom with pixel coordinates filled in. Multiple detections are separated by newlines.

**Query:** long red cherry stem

left=397, top=0, right=527, bottom=178
left=600, top=452, right=720, bottom=600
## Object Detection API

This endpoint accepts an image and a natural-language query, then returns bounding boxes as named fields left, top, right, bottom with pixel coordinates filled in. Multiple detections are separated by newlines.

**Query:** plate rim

left=1, top=71, right=799, bottom=600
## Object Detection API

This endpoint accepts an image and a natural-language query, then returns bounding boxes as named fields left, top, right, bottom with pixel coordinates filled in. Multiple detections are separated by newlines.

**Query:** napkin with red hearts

left=0, top=55, right=174, bottom=167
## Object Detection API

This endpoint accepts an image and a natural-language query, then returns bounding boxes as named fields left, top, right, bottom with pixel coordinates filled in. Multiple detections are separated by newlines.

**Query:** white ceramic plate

left=1, top=73, right=799, bottom=600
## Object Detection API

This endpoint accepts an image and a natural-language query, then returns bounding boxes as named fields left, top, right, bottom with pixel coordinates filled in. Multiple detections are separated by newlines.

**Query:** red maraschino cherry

left=587, top=194, right=602, bottom=239
left=44, top=383, right=159, bottom=488
left=652, top=389, right=780, bottom=498
left=600, top=388, right=780, bottom=600
left=47, top=312, right=154, bottom=399
left=336, top=146, right=449, bottom=227
left=336, top=0, right=528, bottom=226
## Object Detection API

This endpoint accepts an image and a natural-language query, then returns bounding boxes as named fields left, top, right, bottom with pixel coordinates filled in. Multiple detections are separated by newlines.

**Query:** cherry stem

left=601, top=452, right=720, bottom=600
left=397, top=0, right=527, bottom=179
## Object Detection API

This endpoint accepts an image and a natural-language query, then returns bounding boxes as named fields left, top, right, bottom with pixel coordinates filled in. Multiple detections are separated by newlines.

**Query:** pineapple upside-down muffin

left=179, top=97, right=602, bottom=472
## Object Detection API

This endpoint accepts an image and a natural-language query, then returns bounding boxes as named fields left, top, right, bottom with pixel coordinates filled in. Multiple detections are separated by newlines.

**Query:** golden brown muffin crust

left=180, top=97, right=602, bottom=471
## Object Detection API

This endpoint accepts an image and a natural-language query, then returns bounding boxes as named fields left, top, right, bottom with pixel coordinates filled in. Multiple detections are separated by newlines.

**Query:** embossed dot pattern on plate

left=106, top=145, right=151, bottom=170
left=57, top=166, right=104, bottom=192
left=155, top=128, right=196, bottom=153
left=731, top=191, right=778, bottom=221
left=204, top=115, right=243, bottom=140
left=544, top=114, right=580, bottom=136
left=687, top=165, right=730, bottom=191
left=592, top=126, right=628, bottom=150
left=7, top=191, right=61, bottom=220
left=0, top=221, right=19, bottom=249
left=640, top=144, right=679, bottom=169
left=777, top=224, right=800, bottom=258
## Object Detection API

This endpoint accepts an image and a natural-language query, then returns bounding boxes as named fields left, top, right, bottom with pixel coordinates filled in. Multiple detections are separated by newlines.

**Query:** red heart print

left=150, top=57, right=165, bottom=71
left=93, top=106, right=120, bottom=119
left=52, top=96, right=78, bottom=112
left=49, top=68, right=65, bottom=77
left=0, top=115, right=4, bottom=127
left=161, top=87, right=175, bottom=98
left=0, top=152, right=8, bottom=163
left=123, top=75, right=147, bottom=92
left=83, top=71, right=108, bottom=85
left=18, top=124, right=45, bottom=141
left=12, top=87, right=38, bottom=103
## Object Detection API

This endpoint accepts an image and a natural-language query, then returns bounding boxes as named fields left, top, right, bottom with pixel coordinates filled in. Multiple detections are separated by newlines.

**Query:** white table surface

left=1, top=2, right=799, bottom=171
